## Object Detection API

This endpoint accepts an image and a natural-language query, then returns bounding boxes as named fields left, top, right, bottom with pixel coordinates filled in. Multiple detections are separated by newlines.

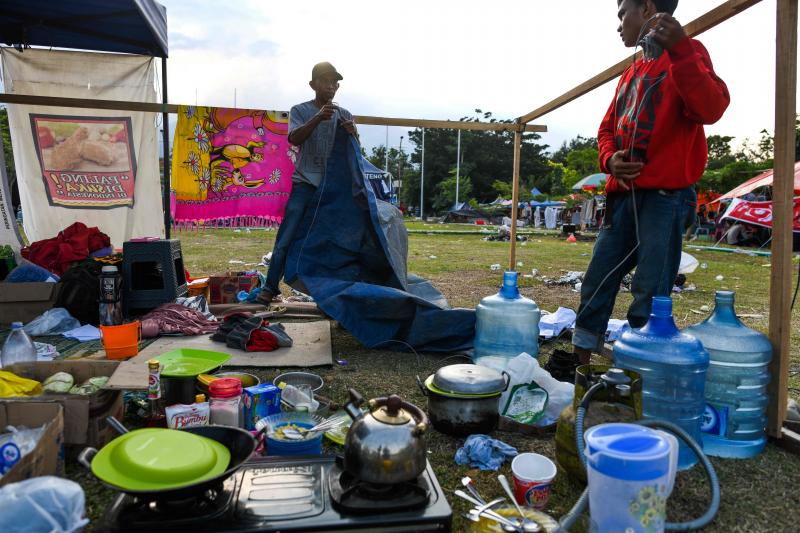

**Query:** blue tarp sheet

left=283, top=128, right=475, bottom=352
left=0, top=0, right=168, bottom=57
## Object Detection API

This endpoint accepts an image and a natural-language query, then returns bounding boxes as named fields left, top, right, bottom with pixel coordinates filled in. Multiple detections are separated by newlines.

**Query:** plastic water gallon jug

left=473, top=271, right=540, bottom=371
left=685, top=291, right=771, bottom=458
left=1, top=322, right=37, bottom=368
left=584, top=423, right=678, bottom=533
left=613, top=297, right=708, bottom=470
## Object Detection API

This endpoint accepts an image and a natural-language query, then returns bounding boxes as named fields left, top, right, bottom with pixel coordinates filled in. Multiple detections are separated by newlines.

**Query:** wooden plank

left=509, top=129, right=522, bottom=269
left=775, top=427, right=800, bottom=455
left=518, top=0, right=764, bottom=123
left=0, top=93, right=547, bottom=133
left=767, top=0, right=798, bottom=438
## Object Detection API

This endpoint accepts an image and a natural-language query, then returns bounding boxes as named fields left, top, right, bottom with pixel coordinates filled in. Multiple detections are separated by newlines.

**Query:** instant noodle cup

left=511, top=452, right=557, bottom=510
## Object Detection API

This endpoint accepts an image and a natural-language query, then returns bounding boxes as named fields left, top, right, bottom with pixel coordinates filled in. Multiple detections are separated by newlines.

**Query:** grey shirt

left=289, top=100, right=353, bottom=187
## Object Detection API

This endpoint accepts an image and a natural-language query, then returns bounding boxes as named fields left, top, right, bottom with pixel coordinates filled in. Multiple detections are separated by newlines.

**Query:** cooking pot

left=343, top=388, right=429, bottom=485
left=78, top=417, right=256, bottom=500
left=417, top=364, right=509, bottom=436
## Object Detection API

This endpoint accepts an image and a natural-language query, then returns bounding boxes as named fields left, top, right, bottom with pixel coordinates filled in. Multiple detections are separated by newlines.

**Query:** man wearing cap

left=258, top=62, right=357, bottom=304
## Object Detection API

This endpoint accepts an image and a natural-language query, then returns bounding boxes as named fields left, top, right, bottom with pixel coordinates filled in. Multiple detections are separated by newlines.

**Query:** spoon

left=280, top=418, right=346, bottom=440
left=453, top=490, right=521, bottom=532
left=462, top=476, right=487, bottom=505
left=498, top=474, right=541, bottom=533
left=469, top=498, right=521, bottom=532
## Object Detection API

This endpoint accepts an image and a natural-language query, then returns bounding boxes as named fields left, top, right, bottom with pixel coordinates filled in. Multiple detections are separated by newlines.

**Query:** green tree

left=565, top=147, right=601, bottom=177
left=551, top=135, right=598, bottom=165
left=432, top=170, right=473, bottom=212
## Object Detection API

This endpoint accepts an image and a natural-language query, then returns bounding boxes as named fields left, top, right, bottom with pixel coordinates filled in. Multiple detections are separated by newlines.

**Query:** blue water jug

left=473, top=271, right=540, bottom=371
left=613, top=297, right=708, bottom=470
left=685, top=291, right=771, bottom=458
left=584, top=423, right=678, bottom=533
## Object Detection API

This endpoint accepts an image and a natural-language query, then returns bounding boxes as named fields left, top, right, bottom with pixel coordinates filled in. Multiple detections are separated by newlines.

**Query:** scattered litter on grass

left=544, top=271, right=584, bottom=287
left=228, top=259, right=245, bottom=264
left=715, top=275, right=724, bottom=281
left=490, top=264, right=501, bottom=271
left=574, top=282, right=582, bottom=292
left=531, top=269, right=540, bottom=277
left=517, top=261, right=523, bottom=267
left=737, top=314, right=765, bottom=319
left=260, top=252, right=272, bottom=267
left=523, top=274, right=533, bottom=279
left=700, top=305, right=710, bottom=312
left=763, top=264, right=771, bottom=267
left=690, top=309, right=704, bottom=314
left=429, top=255, right=438, bottom=259
left=700, top=263, right=708, bottom=269
left=581, top=253, right=589, bottom=256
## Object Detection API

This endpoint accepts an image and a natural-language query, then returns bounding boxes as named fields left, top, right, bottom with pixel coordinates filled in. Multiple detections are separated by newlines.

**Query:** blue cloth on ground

left=282, top=126, right=475, bottom=352
left=455, top=434, right=518, bottom=470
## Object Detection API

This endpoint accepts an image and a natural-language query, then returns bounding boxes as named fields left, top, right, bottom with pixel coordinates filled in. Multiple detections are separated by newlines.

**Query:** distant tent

left=360, top=157, right=392, bottom=201
left=530, top=200, right=566, bottom=208
left=531, top=187, right=543, bottom=196
left=712, top=161, right=800, bottom=203
left=572, top=173, right=609, bottom=191
left=444, top=205, right=492, bottom=224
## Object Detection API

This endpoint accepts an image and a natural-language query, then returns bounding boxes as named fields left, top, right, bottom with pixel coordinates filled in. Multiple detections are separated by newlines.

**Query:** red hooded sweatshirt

left=598, top=37, right=730, bottom=193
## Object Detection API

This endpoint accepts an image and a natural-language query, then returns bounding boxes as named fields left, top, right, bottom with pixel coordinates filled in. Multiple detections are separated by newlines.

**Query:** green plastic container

left=154, top=348, right=231, bottom=378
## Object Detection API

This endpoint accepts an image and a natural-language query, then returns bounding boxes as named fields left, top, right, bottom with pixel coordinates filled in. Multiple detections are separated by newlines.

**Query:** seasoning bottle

left=209, top=378, right=243, bottom=427
left=195, top=393, right=206, bottom=404
left=147, top=359, right=166, bottom=427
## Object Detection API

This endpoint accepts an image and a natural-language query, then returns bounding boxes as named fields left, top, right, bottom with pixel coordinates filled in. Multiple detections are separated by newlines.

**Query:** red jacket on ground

left=598, top=37, right=730, bottom=193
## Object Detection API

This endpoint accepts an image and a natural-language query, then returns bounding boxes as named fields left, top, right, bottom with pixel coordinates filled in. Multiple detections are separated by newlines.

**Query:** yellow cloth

left=0, top=370, right=42, bottom=397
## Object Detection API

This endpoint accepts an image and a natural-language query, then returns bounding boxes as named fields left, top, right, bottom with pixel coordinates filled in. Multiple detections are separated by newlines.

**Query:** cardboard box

left=0, top=402, right=64, bottom=487
left=0, top=281, right=61, bottom=326
left=3, top=361, right=122, bottom=447
left=209, top=272, right=259, bottom=304
left=242, top=383, right=281, bottom=430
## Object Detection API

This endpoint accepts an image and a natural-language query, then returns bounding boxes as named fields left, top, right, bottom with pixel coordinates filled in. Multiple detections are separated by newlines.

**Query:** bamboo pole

left=767, top=0, right=797, bottom=439
left=0, top=93, right=547, bottom=133
left=518, top=0, right=763, bottom=123
left=509, top=127, right=522, bottom=270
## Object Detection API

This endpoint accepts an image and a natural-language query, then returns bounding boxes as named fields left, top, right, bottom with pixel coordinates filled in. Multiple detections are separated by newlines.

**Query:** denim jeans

left=264, top=181, right=317, bottom=295
left=573, top=186, right=697, bottom=353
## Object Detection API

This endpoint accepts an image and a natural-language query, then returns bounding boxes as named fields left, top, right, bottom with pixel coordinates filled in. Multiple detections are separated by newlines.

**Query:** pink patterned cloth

left=140, top=303, right=219, bottom=337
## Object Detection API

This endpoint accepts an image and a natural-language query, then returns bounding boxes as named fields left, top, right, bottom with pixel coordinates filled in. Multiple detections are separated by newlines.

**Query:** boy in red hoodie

left=571, top=0, right=730, bottom=364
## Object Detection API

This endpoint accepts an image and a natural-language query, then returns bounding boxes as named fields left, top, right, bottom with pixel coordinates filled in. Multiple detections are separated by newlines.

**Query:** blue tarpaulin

left=0, top=0, right=168, bottom=57
left=283, top=128, right=476, bottom=352
left=360, top=157, right=391, bottom=202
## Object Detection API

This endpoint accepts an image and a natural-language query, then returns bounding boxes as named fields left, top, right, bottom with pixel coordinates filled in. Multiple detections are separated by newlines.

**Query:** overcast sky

left=160, top=0, right=791, bottom=159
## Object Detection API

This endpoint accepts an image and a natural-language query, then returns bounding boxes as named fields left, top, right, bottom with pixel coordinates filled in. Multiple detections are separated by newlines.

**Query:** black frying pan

left=78, top=417, right=257, bottom=501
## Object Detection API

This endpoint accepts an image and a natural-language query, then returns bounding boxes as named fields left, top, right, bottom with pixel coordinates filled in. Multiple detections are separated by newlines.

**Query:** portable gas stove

left=102, top=455, right=452, bottom=531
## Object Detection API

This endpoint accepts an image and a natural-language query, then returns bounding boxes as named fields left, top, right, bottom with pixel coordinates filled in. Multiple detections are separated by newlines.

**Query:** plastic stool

left=122, top=239, right=187, bottom=315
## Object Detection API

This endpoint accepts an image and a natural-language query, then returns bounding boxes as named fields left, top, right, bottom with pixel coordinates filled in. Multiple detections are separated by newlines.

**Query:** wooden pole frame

left=0, top=93, right=546, bottom=133
left=767, top=0, right=797, bottom=439
left=515, top=0, right=797, bottom=441
left=509, top=126, right=523, bottom=270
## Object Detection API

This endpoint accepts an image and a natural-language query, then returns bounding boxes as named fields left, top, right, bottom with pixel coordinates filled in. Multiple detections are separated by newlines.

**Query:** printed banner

left=1, top=48, right=163, bottom=247
left=0, top=134, right=23, bottom=254
left=30, top=115, right=137, bottom=208
left=721, top=197, right=800, bottom=232
left=172, top=105, right=294, bottom=228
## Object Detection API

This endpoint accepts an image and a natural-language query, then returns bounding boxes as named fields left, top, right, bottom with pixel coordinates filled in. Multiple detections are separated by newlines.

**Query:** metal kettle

left=343, top=388, right=429, bottom=485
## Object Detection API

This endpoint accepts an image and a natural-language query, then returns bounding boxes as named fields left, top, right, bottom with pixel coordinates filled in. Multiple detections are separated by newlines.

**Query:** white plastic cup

left=511, top=452, right=557, bottom=510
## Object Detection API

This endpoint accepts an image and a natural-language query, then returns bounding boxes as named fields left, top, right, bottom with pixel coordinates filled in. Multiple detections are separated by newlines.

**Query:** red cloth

left=598, top=37, right=730, bottom=193
left=21, top=222, right=111, bottom=276
left=246, top=329, right=279, bottom=352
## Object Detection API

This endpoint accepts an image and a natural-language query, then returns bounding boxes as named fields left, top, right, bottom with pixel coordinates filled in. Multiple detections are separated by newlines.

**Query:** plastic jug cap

left=10, top=322, right=23, bottom=329
left=584, top=423, right=674, bottom=481
left=500, top=270, right=520, bottom=299
left=715, top=290, right=734, bottom=304
left=650, top=297, right=672, bottom=318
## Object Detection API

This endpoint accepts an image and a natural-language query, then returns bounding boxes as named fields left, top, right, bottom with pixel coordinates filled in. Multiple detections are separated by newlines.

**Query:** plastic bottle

left=473, top=271, right=541, bottom=371
left=99, top=265, right=123, bottom=326
left=685, top=291, right=772, bottom=458
left=613, top=297, right=709, bottom=470
left=1, top=322, right=37, bottom=368
left=209, top=378, right=243, bottom=427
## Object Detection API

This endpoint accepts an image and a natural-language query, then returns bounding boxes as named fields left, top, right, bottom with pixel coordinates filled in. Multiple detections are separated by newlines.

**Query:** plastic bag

left=0, top=424, right=46, bottom=475
left=0, top=476, right=88, bottom=532
left=495, top=353, right=575, bottom=427
left=23, top=308, right=81, bottom=336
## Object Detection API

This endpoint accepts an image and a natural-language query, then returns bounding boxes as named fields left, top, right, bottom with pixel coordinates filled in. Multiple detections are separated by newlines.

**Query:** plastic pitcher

left=613, top=297, right=708, bottom=469
left=685, top=291, right=772, bottom=458
left=584, top=423, right=678, bottom=533
left=473, top=271, right=540, bottom=371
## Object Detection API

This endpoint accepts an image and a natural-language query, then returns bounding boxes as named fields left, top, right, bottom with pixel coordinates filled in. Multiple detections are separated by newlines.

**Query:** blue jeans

left=264, top=181, right=317, bottom=295
left=573, top=187, right=697, bottom=353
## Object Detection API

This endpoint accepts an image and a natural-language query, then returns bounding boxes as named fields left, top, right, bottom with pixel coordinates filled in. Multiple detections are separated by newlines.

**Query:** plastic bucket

left=511, top=452, right=557, bottom=510
left=265, top=421, right=323, bottom=456
left=100, top=321, right=141, bottom=360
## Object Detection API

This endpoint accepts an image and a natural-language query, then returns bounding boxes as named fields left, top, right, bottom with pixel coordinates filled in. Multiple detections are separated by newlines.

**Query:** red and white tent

left=714, top=161, right=800, bottom=202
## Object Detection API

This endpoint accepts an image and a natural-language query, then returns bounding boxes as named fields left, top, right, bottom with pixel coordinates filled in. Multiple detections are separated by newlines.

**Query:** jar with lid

left=209, top=378, right=243, bottom=427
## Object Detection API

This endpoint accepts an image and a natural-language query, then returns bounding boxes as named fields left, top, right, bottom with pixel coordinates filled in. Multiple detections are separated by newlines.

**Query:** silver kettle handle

left=344, top=388, right=365, bottom=422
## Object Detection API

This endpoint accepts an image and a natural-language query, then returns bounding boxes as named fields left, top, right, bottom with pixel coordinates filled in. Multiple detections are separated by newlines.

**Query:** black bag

left=55, top=258, right=104, bottom=326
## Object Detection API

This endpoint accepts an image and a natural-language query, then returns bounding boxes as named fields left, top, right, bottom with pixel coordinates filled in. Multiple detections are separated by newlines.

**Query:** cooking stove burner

left=105, top=483, right=233, bottom=530
left=328, top=461, right=430, bottom=514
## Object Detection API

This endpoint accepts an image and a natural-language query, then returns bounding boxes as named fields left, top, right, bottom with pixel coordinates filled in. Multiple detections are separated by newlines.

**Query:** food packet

left=501, top=383, right=549, bottom=425
left=166, top=402, right=210, bottom=429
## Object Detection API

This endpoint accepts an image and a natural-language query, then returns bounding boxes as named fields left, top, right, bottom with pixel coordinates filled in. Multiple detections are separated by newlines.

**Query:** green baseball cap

left=312, top=62, right=343, bottom=81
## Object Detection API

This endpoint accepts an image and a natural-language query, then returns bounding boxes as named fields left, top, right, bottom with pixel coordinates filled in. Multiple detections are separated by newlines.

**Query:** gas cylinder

left=555, top=364, right=642, bottom=483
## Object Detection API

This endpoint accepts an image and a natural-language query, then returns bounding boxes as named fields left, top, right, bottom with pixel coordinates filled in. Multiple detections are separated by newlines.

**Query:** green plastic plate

left=154, top=348, right=231, bottom=377
left=91, top=428, right=230, bottom=491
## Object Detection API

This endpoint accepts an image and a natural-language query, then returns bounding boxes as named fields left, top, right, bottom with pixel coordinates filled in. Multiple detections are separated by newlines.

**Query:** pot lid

left=431, top=364, right=506, bottom=396
left=91, top=428, right=230, bottom=491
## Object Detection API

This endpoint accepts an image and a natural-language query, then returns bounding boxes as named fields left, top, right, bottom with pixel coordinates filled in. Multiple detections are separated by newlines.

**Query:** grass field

left=72, top=222, right=800, bottom=531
